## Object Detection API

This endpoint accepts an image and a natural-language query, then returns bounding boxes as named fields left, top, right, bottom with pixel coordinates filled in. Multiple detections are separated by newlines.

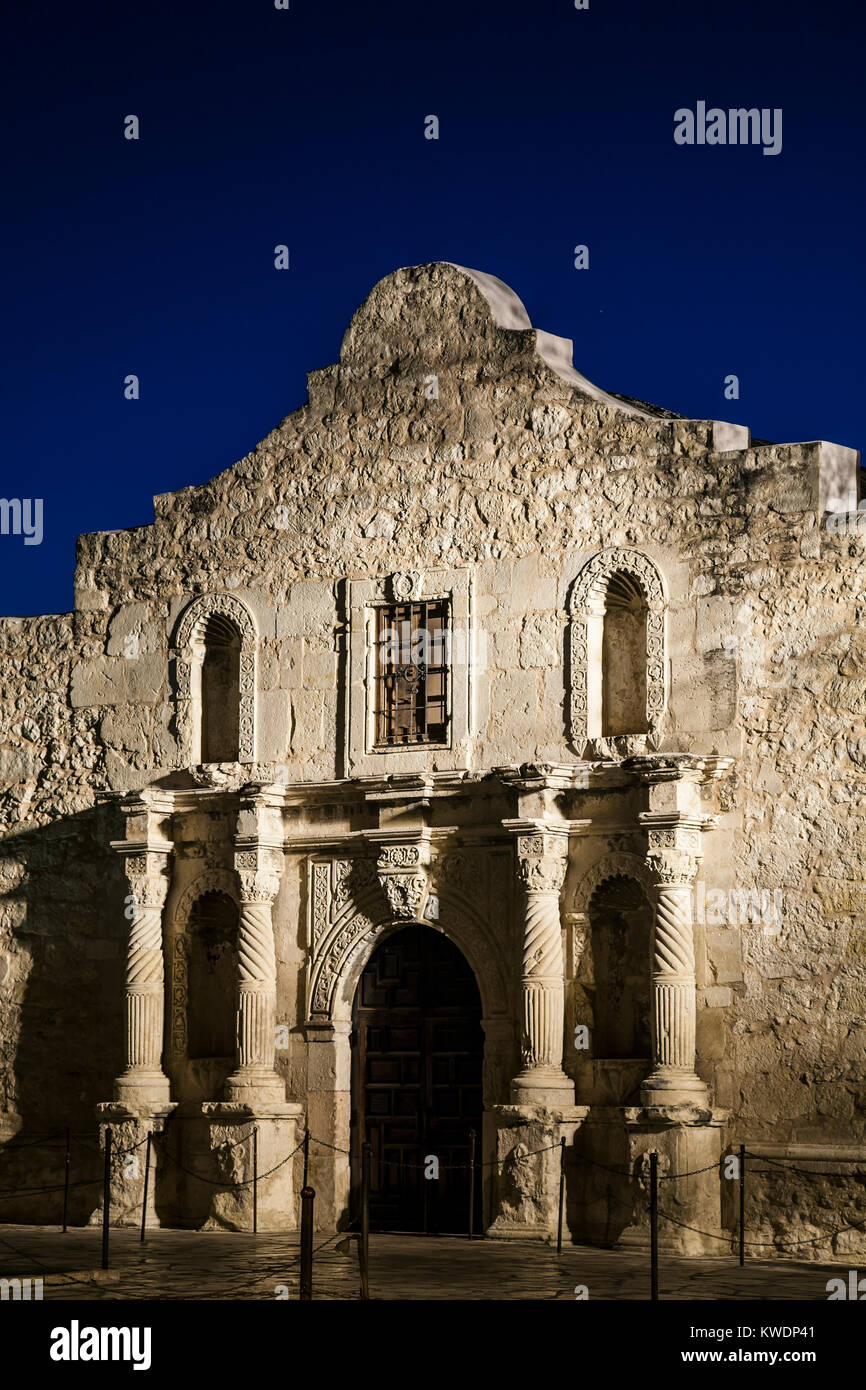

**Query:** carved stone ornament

left=376, top=843, right=429, bottom=920
left=647, top=851, right=699, bottom=887
left=517, top=834, right=569, bottom=894
left=389, top=571, right=423, bottom=602
left=237, top=871, right=282, bottom=905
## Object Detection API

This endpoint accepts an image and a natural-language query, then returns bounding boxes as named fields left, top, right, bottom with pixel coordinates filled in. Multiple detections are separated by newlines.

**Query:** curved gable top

left=339, top=261, right=659, bottom=420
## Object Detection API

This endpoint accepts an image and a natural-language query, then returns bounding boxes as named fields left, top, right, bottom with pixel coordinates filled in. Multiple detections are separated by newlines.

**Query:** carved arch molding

left=172, top=593, right=258, bottom=764
left=307, top=850, right=512, bottom=1023
left=568, top=547, right=668, bottom=758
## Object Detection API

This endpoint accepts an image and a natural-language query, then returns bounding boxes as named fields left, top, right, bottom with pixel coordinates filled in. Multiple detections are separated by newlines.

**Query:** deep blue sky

left=1, top=0, right=863, bottom=616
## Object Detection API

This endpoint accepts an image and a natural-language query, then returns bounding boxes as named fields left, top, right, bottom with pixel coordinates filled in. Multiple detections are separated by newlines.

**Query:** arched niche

left=172, top=594, right=257, bottom=765
left=568, top=548, right=668, bottom=759
left=186, top=891, right=238, bottom=1060
left=167, top=868, right=240, bottom=1101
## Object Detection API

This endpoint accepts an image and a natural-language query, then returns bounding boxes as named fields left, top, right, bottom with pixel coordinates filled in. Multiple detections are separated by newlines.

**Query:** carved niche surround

left=172, top=593, right=258, bottom=765
left=567, top=548, right=668, bottom=760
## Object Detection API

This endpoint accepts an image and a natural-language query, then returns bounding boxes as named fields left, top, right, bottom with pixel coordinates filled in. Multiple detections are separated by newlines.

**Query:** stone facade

left=0, top=262, right=863, bottom=1254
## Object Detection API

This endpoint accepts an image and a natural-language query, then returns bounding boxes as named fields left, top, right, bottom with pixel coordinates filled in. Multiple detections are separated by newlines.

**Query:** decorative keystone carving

left=376, top=842, right=429, bottom=920
left=390, top=571, right=423, bottom=602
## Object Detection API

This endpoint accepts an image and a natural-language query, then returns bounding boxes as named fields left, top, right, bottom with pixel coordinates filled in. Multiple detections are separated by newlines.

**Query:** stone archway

left=304, top=856, right=513, bottom=1229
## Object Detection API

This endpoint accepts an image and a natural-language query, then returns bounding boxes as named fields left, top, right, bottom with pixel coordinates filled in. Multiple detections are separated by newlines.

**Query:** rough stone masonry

left=0, top=262, right=863, bottom=1257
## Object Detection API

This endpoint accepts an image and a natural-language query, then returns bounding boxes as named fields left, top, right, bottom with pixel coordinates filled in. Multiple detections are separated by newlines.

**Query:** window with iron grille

left=373, top=599, right=449, bottom=746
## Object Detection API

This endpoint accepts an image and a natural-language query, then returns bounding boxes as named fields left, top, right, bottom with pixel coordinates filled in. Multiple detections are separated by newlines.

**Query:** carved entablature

left=172, top=592, right=258, bottom=766
left=568, top=547, right=668, bottom=760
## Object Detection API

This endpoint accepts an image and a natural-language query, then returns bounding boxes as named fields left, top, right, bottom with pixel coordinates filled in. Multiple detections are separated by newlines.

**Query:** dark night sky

left=1, top=0, right=863, bottom=616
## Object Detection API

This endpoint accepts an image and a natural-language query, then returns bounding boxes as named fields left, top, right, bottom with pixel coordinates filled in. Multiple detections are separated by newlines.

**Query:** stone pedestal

left=157, top=1100, right=304, bottom=1232
left=92, top=1101, right=176, bottom=1228
left=614, top=1104, right=728, bottom=1255
left=487, top=1103, right=588, bottom=1240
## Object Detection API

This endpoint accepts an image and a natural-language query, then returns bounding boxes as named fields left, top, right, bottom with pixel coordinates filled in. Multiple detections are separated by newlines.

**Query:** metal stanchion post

left=557, top=1136, right=566, bottom=1255
left=468, top=1129, right=476, bottom=1240
left=101, top=1127, right=112, bottom=1271
left=650, top=1151, right=658, bottom=1301
left=303, top=1129, right=310, bottom=1189
left=360, top=1141, right=371, bottom=1301
left=140, top=1132, right=151, bottom=1243
left=299, top=1184, right=315, bottom=1300
left=252, top=1126, right=258, bottom=1235
left=739, top=1143, right=746, bottom=1267
left=62, top=1127, right=71, bottom=1233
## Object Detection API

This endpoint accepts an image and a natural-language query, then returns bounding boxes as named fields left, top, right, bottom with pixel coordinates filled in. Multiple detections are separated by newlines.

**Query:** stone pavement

left=0, top=1224, right=847, bottom=1301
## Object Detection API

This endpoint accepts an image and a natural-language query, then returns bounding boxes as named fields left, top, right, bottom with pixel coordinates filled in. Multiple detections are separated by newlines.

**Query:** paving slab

left=0, top=1225, right=848, bottom=1301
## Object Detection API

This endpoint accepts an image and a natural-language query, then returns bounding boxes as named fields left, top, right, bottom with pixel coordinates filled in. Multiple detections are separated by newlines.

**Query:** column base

left=640, top=1068, right=708, bottom=1106
left=487, top=1102, right=588, bottom=1240
left=511, top=1067, right=575, bottom=1108
left=224, top=1068, right=286, bottom=1105
left=113, top=1068, right=171, bottom=1106
left=92, top=1100, right=176, bottom=1228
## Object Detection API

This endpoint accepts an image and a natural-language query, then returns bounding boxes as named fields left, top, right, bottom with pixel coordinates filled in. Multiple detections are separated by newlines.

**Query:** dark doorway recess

left=351, top=924, right=484, bottom=1234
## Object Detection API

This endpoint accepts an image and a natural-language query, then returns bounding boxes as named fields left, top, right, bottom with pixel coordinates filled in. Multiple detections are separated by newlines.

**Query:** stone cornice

left=623, top=754, right=735, bottom=786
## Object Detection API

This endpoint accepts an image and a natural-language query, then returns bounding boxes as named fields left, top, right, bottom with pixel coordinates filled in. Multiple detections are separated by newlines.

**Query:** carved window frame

left=172, top=594, right=258, bottom=765
left=567, top=548, right=667, bottom=758
left=344, top=568, right=474, bottom=776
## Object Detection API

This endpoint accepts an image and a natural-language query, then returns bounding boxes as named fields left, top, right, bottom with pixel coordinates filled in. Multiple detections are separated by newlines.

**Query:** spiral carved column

left=114, top=852, right=172, bottom=1105
left=511, top=832, right=575, bottom=1107
left=642, top=849, right=707, bottom=1105
left=225, top=866, right=285, bottom=1103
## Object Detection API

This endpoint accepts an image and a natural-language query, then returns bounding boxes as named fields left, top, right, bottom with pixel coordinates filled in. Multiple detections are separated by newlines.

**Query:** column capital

left=234, top=846, right=283, bottom=904
left=503, top=821, right=569, bottom=894
left=110, top=841, right=174, bottom=907
left=646, top=850, right=700, bottom=887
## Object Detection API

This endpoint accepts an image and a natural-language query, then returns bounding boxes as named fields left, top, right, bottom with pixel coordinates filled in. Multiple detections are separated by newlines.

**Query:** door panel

left=352, top=925, right=484, bottom=1233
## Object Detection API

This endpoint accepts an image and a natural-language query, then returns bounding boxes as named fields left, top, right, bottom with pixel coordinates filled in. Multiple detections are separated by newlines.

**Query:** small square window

left=373, top=600, right=449, bottom=747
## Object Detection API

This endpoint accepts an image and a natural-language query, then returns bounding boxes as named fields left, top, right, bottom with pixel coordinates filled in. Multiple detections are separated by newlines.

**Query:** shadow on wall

left=0, top=801, right=126, bottom=1225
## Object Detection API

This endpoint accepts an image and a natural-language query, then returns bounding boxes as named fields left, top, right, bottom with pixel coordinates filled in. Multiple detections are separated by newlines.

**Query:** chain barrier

left=2, top=1129, right=865, bottom=1262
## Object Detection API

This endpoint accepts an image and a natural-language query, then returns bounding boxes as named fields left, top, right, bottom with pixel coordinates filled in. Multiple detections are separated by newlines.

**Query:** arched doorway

left=351, top=924, right=484, bottom=1234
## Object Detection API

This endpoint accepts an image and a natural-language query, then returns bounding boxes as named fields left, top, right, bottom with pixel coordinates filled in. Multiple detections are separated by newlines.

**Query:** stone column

left=113, top=848, right=172, bottom=1106
left=225, top=850, right=285, bottom=1104
left=641, top=846, right=707, bottom=1105
left=510, top=831, right=575, bottom=1107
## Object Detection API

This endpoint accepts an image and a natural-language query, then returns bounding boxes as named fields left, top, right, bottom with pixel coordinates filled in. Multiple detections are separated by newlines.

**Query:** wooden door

left=351, top=924, right=484, bottom=1233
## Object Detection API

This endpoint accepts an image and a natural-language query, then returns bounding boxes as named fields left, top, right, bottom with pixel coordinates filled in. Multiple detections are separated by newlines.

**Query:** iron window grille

left=373, top=599, right=449, bottom=746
